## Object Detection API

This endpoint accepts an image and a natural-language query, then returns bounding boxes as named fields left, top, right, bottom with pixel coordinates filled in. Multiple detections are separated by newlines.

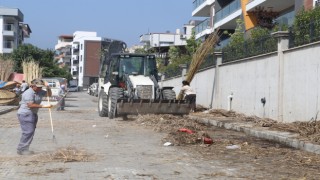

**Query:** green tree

left=11, top=44, right=43, bottom=72
left=11, top=44, right=72, bottom=80
left=168, top=46, right=180, bottom=59
left=134, top=47, right=148, bottom=54
left=159, top=31, right=202, bottom=78
left=228, top=19, right=245, bottom=47
left=186, top=30, right=201, bottom=55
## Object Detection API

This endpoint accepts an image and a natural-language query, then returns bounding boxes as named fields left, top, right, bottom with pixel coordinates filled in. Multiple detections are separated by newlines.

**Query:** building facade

left=54, top=35, right=73, bottom=70
left=71, top=31, right=103, bottom=90
left=0, top=7, right=31, bottom=54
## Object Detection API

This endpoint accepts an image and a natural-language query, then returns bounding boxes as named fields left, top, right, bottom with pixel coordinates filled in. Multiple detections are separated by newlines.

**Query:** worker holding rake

left=16, top=79, right=52, bottom=155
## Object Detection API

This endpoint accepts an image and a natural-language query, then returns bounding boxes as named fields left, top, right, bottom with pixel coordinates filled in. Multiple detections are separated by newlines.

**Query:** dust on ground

left=131, top=113, right=320, bottom=179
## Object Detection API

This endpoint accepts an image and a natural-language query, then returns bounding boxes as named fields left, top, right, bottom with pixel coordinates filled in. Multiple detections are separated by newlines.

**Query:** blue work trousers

left=17, top=113, right=38, bottom=151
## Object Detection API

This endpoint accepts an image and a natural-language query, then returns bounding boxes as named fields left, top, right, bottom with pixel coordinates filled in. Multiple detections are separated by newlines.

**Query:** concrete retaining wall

left=162, top=32, right=320, bottom=123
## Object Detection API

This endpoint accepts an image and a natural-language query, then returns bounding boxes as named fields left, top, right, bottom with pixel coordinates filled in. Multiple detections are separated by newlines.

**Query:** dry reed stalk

left=22, top=60, right=42, bottom=82
left=0, top=58, right=14, bottom=81
left=177, top=31, right=220, bottom=100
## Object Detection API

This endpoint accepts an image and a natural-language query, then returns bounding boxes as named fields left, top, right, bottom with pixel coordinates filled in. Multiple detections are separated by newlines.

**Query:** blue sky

left=0, top=0, right=194, bottom=50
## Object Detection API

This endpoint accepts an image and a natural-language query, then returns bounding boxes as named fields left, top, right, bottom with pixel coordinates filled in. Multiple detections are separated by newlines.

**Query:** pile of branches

left=136, top=114, right=212, bottom=146
left=206, top=109, right=320, bottom=143
left=35, top=146, right=94, bottom=163
left=207, top=109, right=277, bottom=127
left=272, top=120, right=320, bottom=143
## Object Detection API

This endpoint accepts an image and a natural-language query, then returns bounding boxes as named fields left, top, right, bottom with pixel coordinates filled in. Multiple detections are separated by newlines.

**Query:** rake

left=47, top=96, right=57, bottom=143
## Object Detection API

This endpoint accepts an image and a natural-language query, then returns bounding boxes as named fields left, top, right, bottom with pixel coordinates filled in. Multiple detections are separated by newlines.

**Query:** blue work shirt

left=17, top=88, right=47, bottom=115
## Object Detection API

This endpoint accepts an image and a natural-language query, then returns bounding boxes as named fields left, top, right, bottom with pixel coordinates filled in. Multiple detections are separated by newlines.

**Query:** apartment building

left=0, top=7, right=31, bottom=54
left=139, top=21, right=195, bottom=57
left=54, top=35, right=73, bottom=70
left=71, top=31, right=104, bottom=90
left=192, top=0, right=315, bottom=47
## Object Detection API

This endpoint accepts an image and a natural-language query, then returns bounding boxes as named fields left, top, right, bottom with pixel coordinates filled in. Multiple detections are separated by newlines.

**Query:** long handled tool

left=47, top=96, right=57, bottom=143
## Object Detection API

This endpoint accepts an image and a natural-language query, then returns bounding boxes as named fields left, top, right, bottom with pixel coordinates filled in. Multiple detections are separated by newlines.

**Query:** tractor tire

left=108, top=87, right=124, bottom=119
left=98, top=90, right=108, bottom=117
left=162, top=89, right=176, bottom=100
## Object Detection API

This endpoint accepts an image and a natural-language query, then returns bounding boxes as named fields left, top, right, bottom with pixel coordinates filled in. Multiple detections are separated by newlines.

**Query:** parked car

left=41, top=78, right=62, bottom=97
left=68, top=85, right=79, bottom=92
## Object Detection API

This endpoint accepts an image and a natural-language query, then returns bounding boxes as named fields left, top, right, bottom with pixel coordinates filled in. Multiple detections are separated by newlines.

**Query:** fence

left=222, top=35, right=277, bottom=63
left=289, top=19, right=320, bottom=48
left=163, top=53, right=216, bottom=79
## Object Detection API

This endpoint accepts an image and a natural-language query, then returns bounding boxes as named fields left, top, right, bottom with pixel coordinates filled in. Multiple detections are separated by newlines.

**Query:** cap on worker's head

left=31, top=78, right=45, bottom=87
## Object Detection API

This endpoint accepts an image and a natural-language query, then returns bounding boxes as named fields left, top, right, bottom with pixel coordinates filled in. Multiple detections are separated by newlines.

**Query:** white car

left=42, top=78, right=61, bottom=97
left=68, top=85, right=79, bottom=92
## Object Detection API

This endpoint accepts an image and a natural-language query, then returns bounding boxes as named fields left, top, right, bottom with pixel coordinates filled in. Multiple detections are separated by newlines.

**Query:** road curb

left=189, top=115, right=320, bottom=155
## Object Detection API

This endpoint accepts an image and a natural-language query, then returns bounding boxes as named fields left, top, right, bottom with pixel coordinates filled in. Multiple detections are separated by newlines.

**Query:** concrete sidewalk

left=190, top=115, right=320, bottom=155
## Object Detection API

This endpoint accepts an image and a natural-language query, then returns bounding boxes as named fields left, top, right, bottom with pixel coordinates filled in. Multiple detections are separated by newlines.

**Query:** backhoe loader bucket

left=116, top=99, right=191, bottom=116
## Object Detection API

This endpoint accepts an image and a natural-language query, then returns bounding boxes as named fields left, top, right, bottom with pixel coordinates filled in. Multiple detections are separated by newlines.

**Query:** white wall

left=215, top=54, right=279, bottom=120
left=162, top=41, right=320, bottom=123
left=162, top=68, right=215, bottom=107
left=0, top=16, right=3, bottom=53
left=282, top=45, right=320, bottom=122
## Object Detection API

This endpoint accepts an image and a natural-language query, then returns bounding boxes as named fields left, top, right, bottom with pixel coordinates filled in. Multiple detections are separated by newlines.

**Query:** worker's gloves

left=42, top=104, right=53, bottom=108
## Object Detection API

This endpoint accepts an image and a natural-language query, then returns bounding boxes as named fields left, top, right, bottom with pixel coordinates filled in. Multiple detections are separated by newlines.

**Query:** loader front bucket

left=116, top=99, right=191, bottom=116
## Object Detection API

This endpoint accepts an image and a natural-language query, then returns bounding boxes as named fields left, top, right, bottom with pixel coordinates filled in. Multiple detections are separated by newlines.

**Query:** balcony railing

left=215, top=0, right=241, bottom=23
left=73, top=60, right=79, bottom=64
left=193, top=0, right=206, bottom=10
left=194, top=18, right=211, bottom=35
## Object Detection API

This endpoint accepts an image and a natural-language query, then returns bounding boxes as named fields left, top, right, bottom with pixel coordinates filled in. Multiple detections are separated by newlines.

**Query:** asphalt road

left=0, top=91, right=320, bottom=179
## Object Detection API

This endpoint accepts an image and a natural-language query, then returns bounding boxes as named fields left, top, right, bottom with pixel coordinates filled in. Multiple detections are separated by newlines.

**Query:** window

left=119, top=56, right=144, bottom=75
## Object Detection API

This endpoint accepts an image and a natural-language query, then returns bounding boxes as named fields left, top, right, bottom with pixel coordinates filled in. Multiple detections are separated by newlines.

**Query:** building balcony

left=214, top=0, right=242, bottom=30
left=246, top=0, right=295, bottom=13
left=139, top=34, right=150, bottom=43
left=65, top=51, right=72, bottom=56
left=194, top=18, right=213, bottom=39
left=192, top=0, right=215, bottom=17
left=55, top=42, right=72, bottom=50
left=3, top=40, right=14, bottom=47
left=73, top=60, right=79, bottom=64
left=3, top=24, right=15, bottom=36
left=72, top=55, right=79, bottom=61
